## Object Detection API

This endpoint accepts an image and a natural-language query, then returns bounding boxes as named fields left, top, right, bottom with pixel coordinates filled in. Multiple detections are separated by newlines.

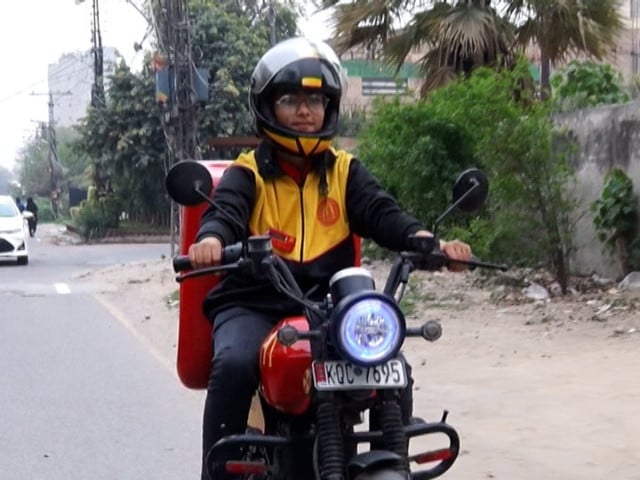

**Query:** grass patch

left=398, top=282, right=427, bottom=317
left=165, top=289, right=179, bottom=309
left=56, top=215, right=73, bottom=226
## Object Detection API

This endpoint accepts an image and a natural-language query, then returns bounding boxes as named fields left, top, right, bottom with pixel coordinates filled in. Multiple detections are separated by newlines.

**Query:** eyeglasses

left=274, top=93, right=329, bottom=113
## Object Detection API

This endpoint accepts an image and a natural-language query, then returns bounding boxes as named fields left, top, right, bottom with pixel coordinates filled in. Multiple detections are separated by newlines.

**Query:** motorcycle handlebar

left=404, top=235, right=507, bottom=272
left=173, top=238, right=506, bottom=276
left=172, top=241, right=245, bottom=273
left=403, top=252, right=507, bottom=272
left=172, top=255, right=192, bottom=272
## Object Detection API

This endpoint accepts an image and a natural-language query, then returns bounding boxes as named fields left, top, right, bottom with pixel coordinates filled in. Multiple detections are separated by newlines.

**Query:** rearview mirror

left=165, top=161, right=213, bottom=206
left=452, top=168, right=488, bottom=213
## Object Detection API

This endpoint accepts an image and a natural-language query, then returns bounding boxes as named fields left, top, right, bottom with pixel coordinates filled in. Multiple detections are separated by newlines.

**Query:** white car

left=0, top=195, right=31, bottom=265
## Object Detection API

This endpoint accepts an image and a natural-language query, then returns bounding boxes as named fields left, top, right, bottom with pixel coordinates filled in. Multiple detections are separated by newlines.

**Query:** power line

left=0, top=53, right=96, bottom=105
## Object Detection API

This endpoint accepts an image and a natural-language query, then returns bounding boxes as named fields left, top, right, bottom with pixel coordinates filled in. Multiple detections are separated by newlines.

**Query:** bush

left=551, top=60, right=630, bottom=111
left=74, top=193, right=122, bottom=241
left=34, top=197, right=56, bottom=222
left=445, top=216, right=501, bottom=262
left=358, top=98, right=477, bottom=228
left=591, top=168, right=639, bottom=274
left=358, top=59, right=580, bottom=291
left=338, top=107, right=368, bottom=137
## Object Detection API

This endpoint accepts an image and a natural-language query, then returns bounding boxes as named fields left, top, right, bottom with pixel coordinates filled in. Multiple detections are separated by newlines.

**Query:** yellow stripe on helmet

left=301, top=77, right=322, bottom=88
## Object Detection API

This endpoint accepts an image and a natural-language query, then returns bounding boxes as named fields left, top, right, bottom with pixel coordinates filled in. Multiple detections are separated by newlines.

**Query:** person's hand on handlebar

left=188, top=236, right=223, bottom=269
left=440, top=239, right=472, bottom=272
left=413, top=230, right=472, bottom=272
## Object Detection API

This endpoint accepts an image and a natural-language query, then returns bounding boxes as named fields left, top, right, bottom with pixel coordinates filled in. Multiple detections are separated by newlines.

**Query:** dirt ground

left=78, top=246, right=640, bottom=480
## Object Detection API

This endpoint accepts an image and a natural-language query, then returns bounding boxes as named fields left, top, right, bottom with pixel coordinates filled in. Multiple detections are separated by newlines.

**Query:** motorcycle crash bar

left=410, top=448, right=454, bottom=465
left=225, top=460, right=268, bottom=475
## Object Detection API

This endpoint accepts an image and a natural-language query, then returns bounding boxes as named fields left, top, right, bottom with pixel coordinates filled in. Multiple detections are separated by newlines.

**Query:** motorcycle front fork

left=315, top=390, right=409, bottom=480
left=370, top=390, right=410, bottom=473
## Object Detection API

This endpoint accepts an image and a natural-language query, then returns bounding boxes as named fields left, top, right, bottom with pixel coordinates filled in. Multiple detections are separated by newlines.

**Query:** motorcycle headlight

left=332, top=292, right=405, bottom=367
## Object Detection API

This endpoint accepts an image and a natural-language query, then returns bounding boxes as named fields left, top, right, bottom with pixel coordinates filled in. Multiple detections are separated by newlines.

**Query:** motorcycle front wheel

left=353, top=469, right=407, bottom=480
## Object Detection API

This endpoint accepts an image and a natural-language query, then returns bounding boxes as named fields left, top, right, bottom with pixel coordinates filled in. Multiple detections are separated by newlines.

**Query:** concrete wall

left=554, top=100, right=640, bottom=278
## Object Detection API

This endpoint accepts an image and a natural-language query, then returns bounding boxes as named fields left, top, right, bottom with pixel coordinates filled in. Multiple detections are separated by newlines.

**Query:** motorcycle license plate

left=312, top=359, right=407, bottom=391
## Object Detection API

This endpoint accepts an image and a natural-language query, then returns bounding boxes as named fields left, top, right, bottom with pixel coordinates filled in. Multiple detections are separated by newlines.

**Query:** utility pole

left=269, top=0, right=277, bottom=47
left=165, top=0, right=200, bottom=162
left=160, top=0, right=202, bottom=256
left=46, top=93, right=62, bottom=217
left=90, top=0, right=105, bottom=108
left=30, top=90, right=72, bottom=217
left=76, top=0, right=104, bottom=108
left=632, top=0, right=639, bottom=75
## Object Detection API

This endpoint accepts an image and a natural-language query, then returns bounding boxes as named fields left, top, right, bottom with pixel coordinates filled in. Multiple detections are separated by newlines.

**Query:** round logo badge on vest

left=317, top=198, right=341, bottom=225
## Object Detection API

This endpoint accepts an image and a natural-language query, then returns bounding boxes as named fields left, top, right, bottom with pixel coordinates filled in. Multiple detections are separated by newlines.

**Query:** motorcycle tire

left=354, top=469, right=407, bottom=480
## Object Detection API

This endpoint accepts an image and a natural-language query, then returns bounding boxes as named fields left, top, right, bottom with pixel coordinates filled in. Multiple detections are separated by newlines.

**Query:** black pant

left=200, top=306, right=414, bottom=479
left=201, top=306, right=278, bottom=480
left=27, top=215, right=37, bottom=236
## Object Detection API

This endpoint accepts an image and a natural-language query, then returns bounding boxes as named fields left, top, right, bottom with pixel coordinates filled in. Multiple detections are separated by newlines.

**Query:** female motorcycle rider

left=187, top=37, right=472, bottom=480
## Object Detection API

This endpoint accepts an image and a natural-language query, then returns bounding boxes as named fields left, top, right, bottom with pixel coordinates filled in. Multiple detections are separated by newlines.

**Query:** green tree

left=358, top=98, right=477, bottom=227
left=505, top=0, right=623, bottom=96
left=150, top=1, right=298, bottom=157
left=76, top=62, right=169, bottom=226
left=190, top=2, right=271, bottom=148
left=428, top=61, right=580, bottom=291
left=16, top=128, right=50, bottom=197
left=57, top=127, right=93, bottom=189
left=73, top=1, right=299, bottom=231
left=14, top=125, right=89, bottom=215
left=0, top=165, right=13, bottom=195
left=318, top=0, right=622, bottom=96
left=320, top=0, right=512, bottom=93
left=360, top=60, right=579, bottom=290
left=550, top=60, right=630, bottom=111
left=213, top=0, right=300, bottom=42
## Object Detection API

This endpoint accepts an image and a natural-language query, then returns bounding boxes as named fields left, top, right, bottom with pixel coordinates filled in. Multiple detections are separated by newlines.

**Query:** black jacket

left=197, top=142, right=425, bottom=319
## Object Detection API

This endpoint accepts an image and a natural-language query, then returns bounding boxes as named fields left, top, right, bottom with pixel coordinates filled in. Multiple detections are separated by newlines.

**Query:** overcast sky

left=0, top=0, right=330, bottom=173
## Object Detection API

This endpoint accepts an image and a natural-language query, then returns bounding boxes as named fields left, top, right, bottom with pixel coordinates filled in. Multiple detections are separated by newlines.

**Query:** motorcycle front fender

left=347, top=450, right=403, bottom=478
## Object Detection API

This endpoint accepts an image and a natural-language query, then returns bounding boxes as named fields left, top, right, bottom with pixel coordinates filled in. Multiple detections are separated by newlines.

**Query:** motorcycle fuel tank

left=259, top=316, right=312, bottom=415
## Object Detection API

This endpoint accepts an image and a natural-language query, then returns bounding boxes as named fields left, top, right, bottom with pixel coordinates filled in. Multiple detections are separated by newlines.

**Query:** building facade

left=616, top=0, right=640, bottom=77
left=47, top=47, right=121, bottom=128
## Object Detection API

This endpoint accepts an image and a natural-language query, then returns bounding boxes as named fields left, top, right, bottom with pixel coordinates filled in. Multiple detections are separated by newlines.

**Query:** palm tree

left=505, top=0, right=623, bottom=97
left=321, top=0, right=513, bottom=94
left=321, top=0, right=623, bottom=96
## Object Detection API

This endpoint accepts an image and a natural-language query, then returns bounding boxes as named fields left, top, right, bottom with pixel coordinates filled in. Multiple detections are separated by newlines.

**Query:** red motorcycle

left=166, top=160, right=503, bottom=480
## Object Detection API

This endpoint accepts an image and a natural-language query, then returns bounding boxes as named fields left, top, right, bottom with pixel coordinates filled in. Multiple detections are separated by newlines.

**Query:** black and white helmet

left=249, top=37, right=348, bottom=157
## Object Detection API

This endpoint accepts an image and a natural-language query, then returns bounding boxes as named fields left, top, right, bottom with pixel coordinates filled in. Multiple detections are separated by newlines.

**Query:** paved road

left=0, top=227, right=204, bottom=479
